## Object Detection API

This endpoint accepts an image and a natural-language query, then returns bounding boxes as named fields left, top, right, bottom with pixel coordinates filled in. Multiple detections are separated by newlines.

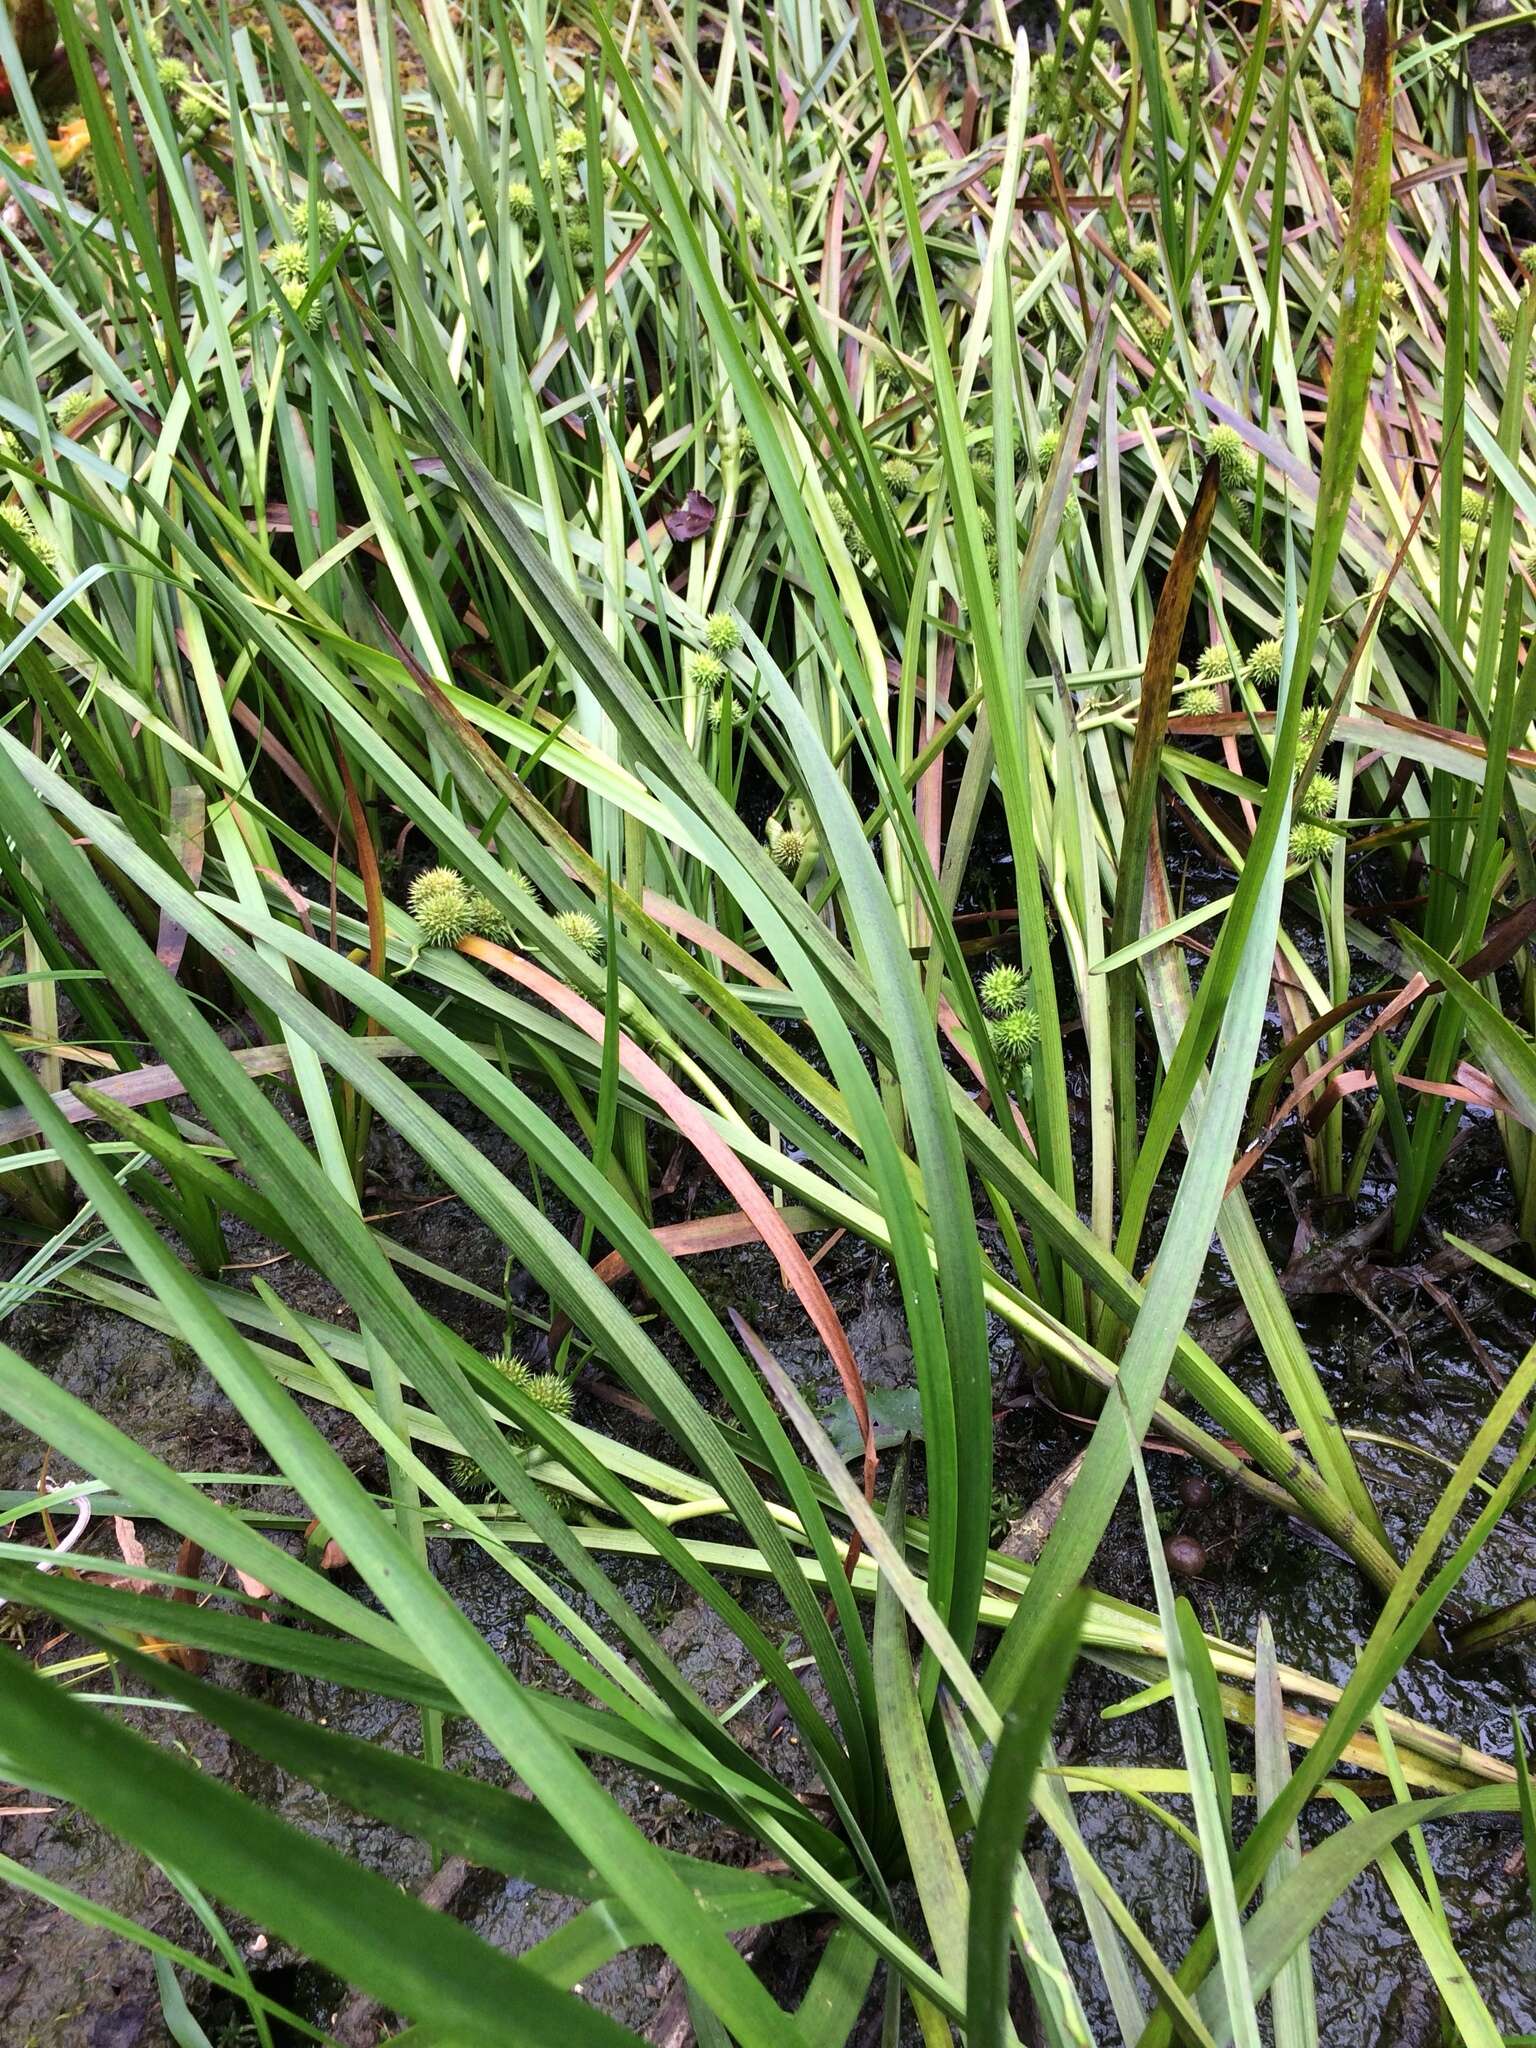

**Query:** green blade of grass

left=872, top=1454, right=969, bottom=1993
left=1253, top=1618, right=1319, bottom=2048
left=0, top=1646, right=644, bottom=2047
left=965, top=1591, right=1086, bottom=2048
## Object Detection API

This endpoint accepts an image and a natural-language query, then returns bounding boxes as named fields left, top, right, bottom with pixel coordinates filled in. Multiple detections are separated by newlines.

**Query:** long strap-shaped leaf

left=0, top=1644, right=642, bottom=2047
left=1107, top=456, right=1222, bottom=1190
left=46, top=1624, right=813, bottom=1932
left=965, top=1592, right=1085, bottom=2048
left=872, top=1457, right=969, bottom=1995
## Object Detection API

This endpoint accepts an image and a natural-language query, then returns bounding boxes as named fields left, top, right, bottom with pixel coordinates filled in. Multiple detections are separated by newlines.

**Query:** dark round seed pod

left=1178, top=1470, right=1214, bottom=1510
left=1164, top=1533, right=1207, bottom=1579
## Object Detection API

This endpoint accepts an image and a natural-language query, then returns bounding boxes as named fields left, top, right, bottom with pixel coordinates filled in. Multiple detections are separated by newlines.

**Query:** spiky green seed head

left=990, top=1007, right=1041, bottom=1067
left=1129, top=302, right=1169, bottom=353
left=882, top=455, right=920, bottom=498
left=1127, top=164, right=1153, bottom=196
left=528, top=1371, right=574, bottom=1420
left=1060, top=490, right=1083, bottom=543
left=1128, top=238, right=1160, bottom=278
left=976, top=508, right=996, bottom=547
left=447, top=1451, right=494, bottom=1498
left=467, top=892, right=521, bottom=945
left=0, top=505, right=55, bottom=569
left=156, top=57, right=190, bottom=94
left=555, top=123, right=586, bottom=162
left=284, top=196, right=347, bottom=244
left=1035, top=424, right=1061, bottom=476
left=767, top=827, right=808, bottom=872
left=0, top=426, right=22, bottom=466
left=489, top=1346, right=534, bottom=1389
left=176, top=87, right=218, bottom=142
left=1493, top=301, right=1518, bottom=343
left=1245, top=638, right=1284, bottom=689
left=920, top=145, right=951, bottom=170
left=1170, top=57, right=1196, bottom=98
left=277, top=279, right=323, bottom=332
left=971, top=446, right=995, bottom=488
left=707, top=691, right=731, bottom=730
left=508, top=181, right=537, bottom=229
left=1460, top=513, right=1485, bottom=556
left=704, top=613, right=741, bottom=656
left=979, top=963, right=1029, bottom=1017
left=555, top=908, right=603, bottom=957
left=1196, top=643, right=1234, bottom=682
left=1302, top=75, right=1334, bottom=114
left=691, top=650, right=729, bottom=693
left=54, top=390, right=95, bottom=431
left=735, top=423, right=756, bottom=464
left=1065, top=6, right=1093, bottom=43
left=1182, top=683, right=1220, bottom=716
left=1381, top=279, right=1404, bottom=311
left=1207, top=423, right=1255, bottom=494
left=1298, top=772, right=1338, bottom=819
left=1288, top=819, right=1334, bottom=865
left=1330, top=167, right=1353, bottom=210
left=1086, top=73, right=1118, bottom=115
left=1520, top=247, right=1536, bottom=283
left=269, top=240, right=311, bottom=284
left=567, top=218, right=594, bottom=270
left=1315, top=111, right=1351, bottom=156
left=469, top=891, right=519, bottom=943
left=408, top=866, right=474, bottom=944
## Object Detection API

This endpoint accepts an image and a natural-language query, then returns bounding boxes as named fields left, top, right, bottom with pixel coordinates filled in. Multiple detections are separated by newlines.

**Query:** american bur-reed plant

left=0, top=0, right=1535, bottom=2038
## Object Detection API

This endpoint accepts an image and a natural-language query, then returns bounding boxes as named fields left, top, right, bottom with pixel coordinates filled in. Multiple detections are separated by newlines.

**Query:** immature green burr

left=979, top=963, right=1028, bottom=1017
left=408, top=866, right=475, bottom=944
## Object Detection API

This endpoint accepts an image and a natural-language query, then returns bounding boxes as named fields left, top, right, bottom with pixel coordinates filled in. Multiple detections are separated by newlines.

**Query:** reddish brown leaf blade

left=336, top=745, right=386, bottom=981
left=461, top=934, right=878, bottom=1503
left=154, top=786, right=205, bottom=977
left=1108, top=455, right=1222, bottom=1170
